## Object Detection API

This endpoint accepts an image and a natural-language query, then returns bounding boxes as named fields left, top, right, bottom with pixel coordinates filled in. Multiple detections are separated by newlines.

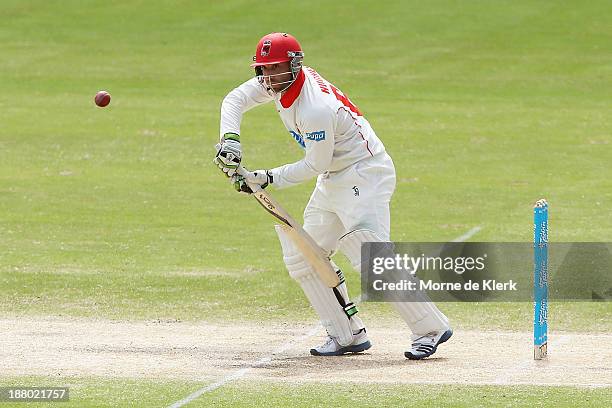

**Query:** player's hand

left=213, top=133, right=241, bottom=177
left=231, top=168, right=273, bottom=194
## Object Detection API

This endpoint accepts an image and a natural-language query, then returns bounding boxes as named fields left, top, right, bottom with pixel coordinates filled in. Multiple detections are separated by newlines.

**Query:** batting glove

left=232, top=168, right=273, bottom=194
left=213, top=133, right=242, bottom=177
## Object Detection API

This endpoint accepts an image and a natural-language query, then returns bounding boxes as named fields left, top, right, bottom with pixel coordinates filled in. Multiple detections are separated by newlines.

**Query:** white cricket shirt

left=220, top=66, right=386, bottom=188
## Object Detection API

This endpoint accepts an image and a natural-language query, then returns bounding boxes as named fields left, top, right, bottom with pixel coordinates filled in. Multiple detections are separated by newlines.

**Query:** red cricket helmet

left=251, top=32, right=304, bottom=94
left=251, top=32, right=303, bottom=67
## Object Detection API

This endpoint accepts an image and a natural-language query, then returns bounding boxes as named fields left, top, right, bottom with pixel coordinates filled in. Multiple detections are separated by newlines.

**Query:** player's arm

left=231, top=106, right=334, bottom=193
left=270, top=107, right=335, bottom=188
left=214, top=78, right=274, bottom=177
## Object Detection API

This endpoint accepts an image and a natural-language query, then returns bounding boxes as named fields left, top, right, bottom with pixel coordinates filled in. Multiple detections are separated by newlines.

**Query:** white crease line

left=168, top=325, right=321, bottom=408
left=168, top=226, right=482, bottom=407
left=450, top=226, right=482, bottom=242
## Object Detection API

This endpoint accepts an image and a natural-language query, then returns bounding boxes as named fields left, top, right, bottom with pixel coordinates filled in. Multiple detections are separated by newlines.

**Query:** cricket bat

left=237, top=167, right=341, bottom=288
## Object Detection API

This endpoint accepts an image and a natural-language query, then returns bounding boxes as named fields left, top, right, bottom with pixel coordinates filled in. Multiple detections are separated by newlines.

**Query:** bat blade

left=251, top=190, right=340, bottom=287
left=236, top=166, right=340, bottom=287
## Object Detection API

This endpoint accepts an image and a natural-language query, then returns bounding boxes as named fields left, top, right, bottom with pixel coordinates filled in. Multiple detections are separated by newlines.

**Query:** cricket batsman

left=214, top=32, right=452, bottom=359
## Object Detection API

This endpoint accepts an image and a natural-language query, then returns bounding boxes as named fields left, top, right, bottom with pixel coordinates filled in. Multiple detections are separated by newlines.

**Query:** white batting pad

left=338, top=229, right=450, bottom=336
left=392, top=301, right=450, bottom=336
left=275, top=225, right=357, bottom=346
left=337, top=229, right=388, bottom=271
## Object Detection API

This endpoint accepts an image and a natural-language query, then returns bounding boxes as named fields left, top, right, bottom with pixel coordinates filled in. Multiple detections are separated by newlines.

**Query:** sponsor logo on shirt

left=289, top=130, right=305, bottom=148
left=305, top=130, right=326, bottom=142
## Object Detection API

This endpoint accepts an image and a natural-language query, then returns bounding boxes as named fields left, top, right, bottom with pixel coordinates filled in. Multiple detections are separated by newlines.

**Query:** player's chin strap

left=255, top=51, right=304, bottom=95
left=257, top=71, right=296, bottom=94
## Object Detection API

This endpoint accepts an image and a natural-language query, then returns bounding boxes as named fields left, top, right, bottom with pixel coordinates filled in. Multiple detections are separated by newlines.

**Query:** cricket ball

left=95, top=90, right=111, bottom=107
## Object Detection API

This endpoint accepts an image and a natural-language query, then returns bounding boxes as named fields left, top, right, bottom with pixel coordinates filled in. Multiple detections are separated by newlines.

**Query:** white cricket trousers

left=302, top=151, right=451, bottom=337
left=303, top=152, right=396, bottom=251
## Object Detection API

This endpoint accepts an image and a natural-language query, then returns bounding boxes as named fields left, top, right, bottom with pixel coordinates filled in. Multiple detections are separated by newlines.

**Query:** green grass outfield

left=1, top=0, right=610, bottom=406
left=0, top=377, right=610, bottom=407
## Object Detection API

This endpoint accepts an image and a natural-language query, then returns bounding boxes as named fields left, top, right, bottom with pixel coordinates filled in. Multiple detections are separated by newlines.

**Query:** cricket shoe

left=404, top=328, right=453, bottom=360
left=310, top=328, right=371, bottom=356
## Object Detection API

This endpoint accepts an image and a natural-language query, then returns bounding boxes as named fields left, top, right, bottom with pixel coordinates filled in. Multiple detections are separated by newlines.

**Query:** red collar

left=280, top=69, right=305, bottom=108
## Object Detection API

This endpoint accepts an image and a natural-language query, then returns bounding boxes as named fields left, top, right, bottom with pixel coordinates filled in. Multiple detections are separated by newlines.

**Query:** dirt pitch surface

left=1, top=317, right=610, bottom=388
